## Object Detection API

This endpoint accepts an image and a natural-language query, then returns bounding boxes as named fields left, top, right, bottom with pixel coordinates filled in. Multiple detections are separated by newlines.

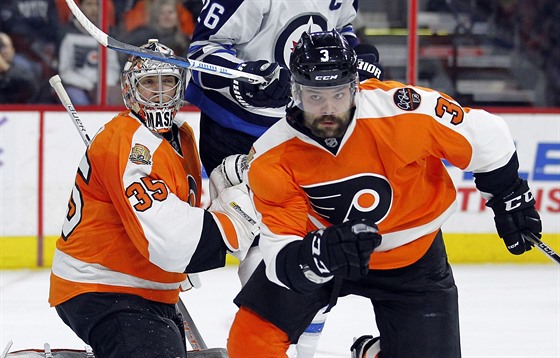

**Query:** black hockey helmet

left=289, top=29, right=358, bottom=87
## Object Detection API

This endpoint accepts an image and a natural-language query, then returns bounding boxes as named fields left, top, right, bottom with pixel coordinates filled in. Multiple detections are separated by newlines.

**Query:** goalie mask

left=121, top=39, right=186, bottom=133
left=289, top=30, right=358, bottom=116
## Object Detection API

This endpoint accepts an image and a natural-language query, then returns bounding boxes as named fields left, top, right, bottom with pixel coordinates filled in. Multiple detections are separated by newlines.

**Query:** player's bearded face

left=300, top=84, right=353, bottom=138
left=303, top=110, right=351, bottom=138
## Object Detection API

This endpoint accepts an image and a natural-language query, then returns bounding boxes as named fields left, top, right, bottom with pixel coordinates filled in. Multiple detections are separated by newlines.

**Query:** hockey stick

left=64, top=0, right=265, bottom=85
left=48, top=75, right=91, bottom=146
left=49, top=75, right=226, bottom=355
left=525, top=233, right=560, bottom=264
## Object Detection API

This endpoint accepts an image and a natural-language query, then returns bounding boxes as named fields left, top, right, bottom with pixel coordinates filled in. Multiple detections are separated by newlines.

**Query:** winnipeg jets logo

left=302, top=174, right=393, bottom=224
left=275, top=15, right=328, bottom=67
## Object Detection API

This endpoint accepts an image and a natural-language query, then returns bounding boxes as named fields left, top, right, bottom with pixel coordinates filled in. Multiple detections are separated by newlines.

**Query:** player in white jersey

left=185, top=0, right=361, bottom=175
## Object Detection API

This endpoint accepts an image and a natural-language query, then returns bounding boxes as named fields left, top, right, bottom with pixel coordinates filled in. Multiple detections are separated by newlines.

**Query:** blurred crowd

left=0, top=0, right=202, bottom=105
left=0, top=0, right=558, bottom=106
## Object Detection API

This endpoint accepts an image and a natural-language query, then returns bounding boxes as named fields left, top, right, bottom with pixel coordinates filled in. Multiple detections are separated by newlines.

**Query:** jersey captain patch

left=129, top=143, right=152, bottom=165
left=302, top=174, right=393, bottom=225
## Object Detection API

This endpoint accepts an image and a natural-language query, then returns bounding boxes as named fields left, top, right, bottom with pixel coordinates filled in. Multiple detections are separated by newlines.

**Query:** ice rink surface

left=1, top=264, right=559, bottom=358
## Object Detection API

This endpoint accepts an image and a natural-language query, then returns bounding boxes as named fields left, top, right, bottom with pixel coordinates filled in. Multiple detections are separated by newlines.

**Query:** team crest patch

left=129, top=143, right=152, bottom=165
left=393, top=87, right=421, bottom=111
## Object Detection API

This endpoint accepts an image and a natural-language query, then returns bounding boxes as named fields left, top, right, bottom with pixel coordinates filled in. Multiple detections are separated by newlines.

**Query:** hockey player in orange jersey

left=48, top=40, right=259, bottom=358
left=226, top=30, right=542, bottom=358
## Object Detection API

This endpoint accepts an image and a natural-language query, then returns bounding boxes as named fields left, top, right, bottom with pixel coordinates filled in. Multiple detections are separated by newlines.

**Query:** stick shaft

left=49, top=75, right=92, bottom=146
left=525, top=233, right=560, bottom=264
left=64, top=0, right=265, bottom=84
left=178, top=296, right=208, bottom=350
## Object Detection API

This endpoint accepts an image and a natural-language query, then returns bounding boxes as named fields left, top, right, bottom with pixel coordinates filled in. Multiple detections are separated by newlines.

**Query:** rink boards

left=0, top=108, right=558, bottom=268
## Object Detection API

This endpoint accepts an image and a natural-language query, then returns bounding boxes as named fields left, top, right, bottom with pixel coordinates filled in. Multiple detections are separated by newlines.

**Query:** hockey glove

left=209, top=183, right=260, bottom=261
left=300, top=219, right=381, bottom=281
left=486, top=178, right=542, bottom=255
left=230, top=60, right=291, bottom=108
left=354, top=43, right=384, bottom=81
left=209, top=154, right=248, bottom=201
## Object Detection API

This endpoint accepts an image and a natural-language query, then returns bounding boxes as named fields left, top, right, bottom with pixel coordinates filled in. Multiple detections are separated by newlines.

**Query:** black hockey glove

left=486, top=178, right=542, bottom=255
left=354, top=43, right=384, bottom=81
left=230, top=60, right=291, bottom=108
left=300, top=219, right=381, bottom=281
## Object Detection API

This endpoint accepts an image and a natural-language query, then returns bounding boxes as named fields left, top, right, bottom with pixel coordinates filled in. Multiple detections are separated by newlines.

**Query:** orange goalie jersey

left=50, top=111, right=227, bottom=306
left=248, top=79, right=516, bottom=286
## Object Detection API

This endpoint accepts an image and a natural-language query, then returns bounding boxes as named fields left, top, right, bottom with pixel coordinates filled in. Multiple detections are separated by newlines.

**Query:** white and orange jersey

left=50, top=111, right=229, bottom=306
left=248, top=78, right=516, bottom=287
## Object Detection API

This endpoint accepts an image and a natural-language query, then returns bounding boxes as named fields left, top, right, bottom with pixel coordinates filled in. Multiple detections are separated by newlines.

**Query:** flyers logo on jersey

left=129, top=143, right=152, bottom=165
left=302, top=174, right=392, bottom=225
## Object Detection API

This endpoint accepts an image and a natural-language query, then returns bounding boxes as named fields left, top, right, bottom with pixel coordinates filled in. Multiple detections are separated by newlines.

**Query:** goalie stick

left=64, top=0, right=265, bottom=85
left=49, top=75, right=228, bottom=356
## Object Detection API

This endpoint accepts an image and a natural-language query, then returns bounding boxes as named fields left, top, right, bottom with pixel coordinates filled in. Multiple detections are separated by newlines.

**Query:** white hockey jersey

left=185, top=0, right=359, bottom=137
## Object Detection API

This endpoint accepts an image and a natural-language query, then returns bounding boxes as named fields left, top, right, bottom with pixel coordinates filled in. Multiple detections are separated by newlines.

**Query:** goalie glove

left=209, top=183, right=260, bottom=261
left=209, top=154, right=248, bottom=201
left=486, top=178, right=542, bottom=255
left=300, top=219, right=381, bottom=281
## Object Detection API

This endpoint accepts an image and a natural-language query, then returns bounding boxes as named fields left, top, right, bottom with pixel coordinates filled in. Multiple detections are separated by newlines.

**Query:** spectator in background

left=120, top=0, right=195, bottom=40
left=0, top=32, right=40, bottom=103
left=120, top=0, right=191, bottom=66
left=58, top=0, right=120, bottom=105
left=54, top=0, right=115, bottom=27
left=0, top=0, right=59, bottom=101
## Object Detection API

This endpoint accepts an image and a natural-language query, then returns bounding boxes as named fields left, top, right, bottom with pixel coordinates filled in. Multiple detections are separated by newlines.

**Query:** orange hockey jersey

left=50, top=111, right=228, bottom=306
left=248, top=79, right=516, bottom=287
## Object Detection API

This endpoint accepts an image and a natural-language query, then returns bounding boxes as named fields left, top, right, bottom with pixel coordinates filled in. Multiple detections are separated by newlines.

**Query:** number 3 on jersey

left=435, top=97, right=464, bottom=125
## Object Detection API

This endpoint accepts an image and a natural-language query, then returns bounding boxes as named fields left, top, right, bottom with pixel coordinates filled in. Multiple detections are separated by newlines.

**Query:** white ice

left=1, top=264, right=559, bottom=357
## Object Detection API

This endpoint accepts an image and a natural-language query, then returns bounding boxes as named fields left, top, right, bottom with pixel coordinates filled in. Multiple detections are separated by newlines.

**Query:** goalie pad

left=3, top=342, right=94, bottom=358
left=3, top=343, right=228, bottom=358
left=209, top=183, right=260, bottom=261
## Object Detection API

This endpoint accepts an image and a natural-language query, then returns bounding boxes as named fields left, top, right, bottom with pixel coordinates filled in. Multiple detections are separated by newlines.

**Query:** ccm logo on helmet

left=314, top=75, right=339, bottom=80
